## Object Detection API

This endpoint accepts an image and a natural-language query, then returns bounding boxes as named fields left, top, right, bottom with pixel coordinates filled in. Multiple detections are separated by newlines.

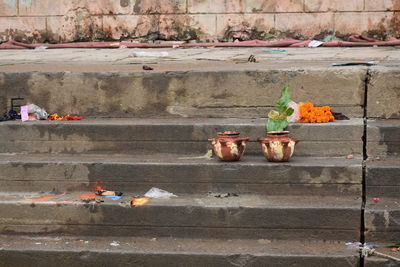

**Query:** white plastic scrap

left=132, top=51, right=169, bottom=57
left=144, top=187, right=177, bottom=199
left=34, top=46, right=48, bottom=50
left=308, top=40, right=324, bottom=48
left=110, top=241, right=120, bottom=247
left=28, top=104, right=49, bottom=119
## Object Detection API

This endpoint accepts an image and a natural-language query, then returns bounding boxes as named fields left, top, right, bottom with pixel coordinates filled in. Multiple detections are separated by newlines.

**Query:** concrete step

left=365, top=198, right=400, bottom=243
left=366, top=158, right=400, bottom=198
left=0, top=154, right=363, bottom=196
left=0, top=118, right=363, bottom=157
left=368, top=68, right=400, bottom=119
left=0, top=58, right=367, bottom=118
left=364, top=244, right=400, bottom=267
left=0, top=193, right=361, bottom=241
left=367, top=119, right=400, bottom=158
left=0, top=235, right=360, bottom=267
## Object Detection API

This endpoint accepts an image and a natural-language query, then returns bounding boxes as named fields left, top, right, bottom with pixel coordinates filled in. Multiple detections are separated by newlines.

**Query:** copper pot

left=258, top=131, right=299, bottom=162
left=208, top=131, right=249, bottom=161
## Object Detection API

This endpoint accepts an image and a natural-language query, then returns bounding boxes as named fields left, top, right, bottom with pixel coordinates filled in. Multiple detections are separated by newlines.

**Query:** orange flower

left=297, top=102, right=335, bottom=123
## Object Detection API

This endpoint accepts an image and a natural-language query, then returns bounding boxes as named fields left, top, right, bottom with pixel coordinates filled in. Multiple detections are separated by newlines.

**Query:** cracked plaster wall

left=0, top=0, right=399, bottom=43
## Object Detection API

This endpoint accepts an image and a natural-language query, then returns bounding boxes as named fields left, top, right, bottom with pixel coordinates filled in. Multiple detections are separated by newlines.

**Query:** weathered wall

left=0, top=0, right=399, bottom=43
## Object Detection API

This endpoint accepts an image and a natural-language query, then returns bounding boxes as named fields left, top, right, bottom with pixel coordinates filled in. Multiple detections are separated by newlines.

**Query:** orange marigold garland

left=298, top=102, right=334, bottom=123
left=48, top=113, right=83, bottom=121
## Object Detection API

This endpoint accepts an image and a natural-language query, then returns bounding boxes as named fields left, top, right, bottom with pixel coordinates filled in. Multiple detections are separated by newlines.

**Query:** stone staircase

left=0, top=48, right=399, bottom=266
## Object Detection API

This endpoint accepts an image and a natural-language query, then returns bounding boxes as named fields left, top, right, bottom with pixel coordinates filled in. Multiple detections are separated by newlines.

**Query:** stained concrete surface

left=0, top=47, right=399, bottom=118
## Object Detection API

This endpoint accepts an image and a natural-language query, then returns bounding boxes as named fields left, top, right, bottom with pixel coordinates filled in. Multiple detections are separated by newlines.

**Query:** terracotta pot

left=258, top=131, right=299, bottom=162
left=208, top=131, right=249, bottom=161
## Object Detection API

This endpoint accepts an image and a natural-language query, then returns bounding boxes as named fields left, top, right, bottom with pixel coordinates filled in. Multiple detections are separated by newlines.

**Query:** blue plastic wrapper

left=105, top=196, right=123, bottom=200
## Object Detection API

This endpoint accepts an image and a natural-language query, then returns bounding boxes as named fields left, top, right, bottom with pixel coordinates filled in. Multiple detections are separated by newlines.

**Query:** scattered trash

left=105, top=196, right=123, bottom=201
left=262, top=49, right=287, bottom=53
left=346, top=154, right=354, bottom=159
left=80, top=192, right=97, bottom=203
left=25, top=193, right=66, bottom=203
left=308, top=40, right=324, bottom=48
left=0, top=111, right=21, bottom=121
left=96, top=190, right=123, bottom=197
left=178, top=149, right=213, bottom=160
left=151, top=238, right=157, bottom=241
left=208, top=192, right=239, bottom=198
left=34, top=46, right=48, bottom=50
left=142, top=65, right=154, bottom=70
left=332, top=62, right=376, bottom=66
left=20, top=105, right=29, bottom=121
left=48, top=113, right=83, bottom=121
left=332, top=112, right=350, bottom=120
left=21, top=104, right=49, bottom=121
left=110, top=241, right=120, bottom=247
left=360, top=245, right=400, bottom=262
left=144, top=187, right=177, bottom=199
left=346, top=242, right=376, bottom=249
left=32, top=45, right=47, bottom=50
left=84, top=241, right=89, bottom=244
left=248, top=55, right=257, bottom=63
left=373, top=197, right=381, bottom=203
left=130, top=197, right=150, bottom=207
left=172, top=44, right=180, bottom=49
left=257, top=239, right=272, bottom=244
left=132, top=51, right=169, bottom=57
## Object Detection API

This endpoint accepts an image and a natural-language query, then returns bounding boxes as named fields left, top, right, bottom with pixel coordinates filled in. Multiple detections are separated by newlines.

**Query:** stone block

left=243, top=0, right=304, bottom=13
left=132, top=0, right=186, bottom=14
left=159, top=15, right=217, bottom=41
left=18, top=0, right=70, bottom=16
left=334, top=12, right=394, bottom=37
left=0, top=0, right=17, bottom=16
left=18, top=0, right=133, bottom=16
left=276, top=13, right=334, bottom=39
left=368, top=69, right=400, bottom=118
left=82, top=0, right=134, bottom=15
left=366, top=158, right=400, bottom=198
left=0, top=68, right=366, bottom=118
left=188, top=0, right=243, bottom=13
left=305, top=0, right=363, bottom=12
left=47, top=13, right=103, bottom=43
left=216, top=14, right=275, bottom=40
left=0, top=17, right=46, bottom=42
left=365, top=0, right=400, bottom=11
left=102, top=15, right=158, bottom=40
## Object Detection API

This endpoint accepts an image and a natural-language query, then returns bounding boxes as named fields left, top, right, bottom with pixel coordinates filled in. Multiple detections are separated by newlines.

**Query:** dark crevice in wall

left=360, top=68, right=371, bottom=266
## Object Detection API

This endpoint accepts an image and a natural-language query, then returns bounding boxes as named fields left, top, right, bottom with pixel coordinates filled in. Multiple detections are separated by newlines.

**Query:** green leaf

left=266, top=118, right=288, bottom=132
left=285, top=107, right=294, bottom=116
left=276, top=86, right=291, bottom=112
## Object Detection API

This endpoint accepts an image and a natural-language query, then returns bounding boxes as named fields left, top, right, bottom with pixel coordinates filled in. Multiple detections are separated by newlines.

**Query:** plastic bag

left=132, top=51, right=169, bottom=57
left=144, top=187, right=177, bottom=199
left=287, top=101, right=299, bottom=123
left=27, top=104, right=49, bottom=120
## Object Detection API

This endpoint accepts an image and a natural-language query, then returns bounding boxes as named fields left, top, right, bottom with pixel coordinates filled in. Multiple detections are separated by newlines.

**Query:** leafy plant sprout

left=266, top=86, right=294, bottom=132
